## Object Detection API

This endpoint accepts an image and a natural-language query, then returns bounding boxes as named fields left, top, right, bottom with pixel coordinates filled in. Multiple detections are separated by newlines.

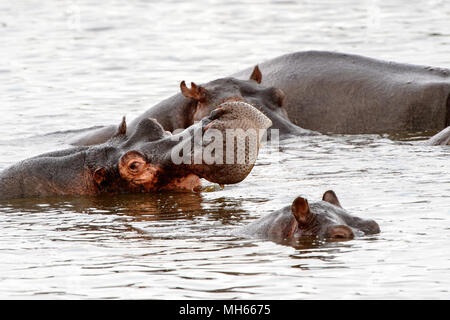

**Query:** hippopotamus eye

left=126, top=159, right=147, bottom=174
left=129, top=161, right=141, bottom=171
left=119, top=150, right=147, bottom=177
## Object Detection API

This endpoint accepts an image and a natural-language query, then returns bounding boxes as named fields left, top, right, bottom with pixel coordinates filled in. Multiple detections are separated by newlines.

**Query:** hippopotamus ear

left=114, top=116, right=127, bottom=137
left=249, top=65, right=262, bottom=84
left=93, top=167, right=107, bottom=186
left=291, top=196, right=311, bottom=224
left=180, top=81, right=207, bottom=102
left=322, top=190, right=342, bottom=208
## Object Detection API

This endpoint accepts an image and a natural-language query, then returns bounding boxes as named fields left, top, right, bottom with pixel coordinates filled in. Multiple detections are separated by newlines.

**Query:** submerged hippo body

left=243, top=190, right=380, bottom=241
left=425, top=126, right=450, bottom=145
left=0, top=102, right=271, bottom=200
left=70, top=67, right=315, bottom=146
left=233, top=51, right=450, bottom=134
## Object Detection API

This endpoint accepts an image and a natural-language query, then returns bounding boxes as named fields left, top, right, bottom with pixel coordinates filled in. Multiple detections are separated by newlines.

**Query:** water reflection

left=2, top=191, right=203, bottom=217
left=1, top=191, right=254, bottom=241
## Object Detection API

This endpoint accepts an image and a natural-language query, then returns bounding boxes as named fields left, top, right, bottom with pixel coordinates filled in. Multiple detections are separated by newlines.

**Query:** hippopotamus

left=242, top=190, right=380, bottom=241
left=0, top=102, right=271, bottom=200
left=425, top=126, right=450, bottom=145
left=70, top=51, right=449, bottom=145
left=69, top=66, right=315, bottom=146
left=233, top=51, right=450, bottom=134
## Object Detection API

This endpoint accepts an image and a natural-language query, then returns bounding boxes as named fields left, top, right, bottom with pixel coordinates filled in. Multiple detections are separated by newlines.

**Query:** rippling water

left=0, top=0, right=449, bottom=299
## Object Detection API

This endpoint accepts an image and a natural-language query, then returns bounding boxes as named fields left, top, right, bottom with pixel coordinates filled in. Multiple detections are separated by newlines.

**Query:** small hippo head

left=288, top=191, right=380, bottom=240
left=179, top=66, right=302, bottom=136
left=247, top=190, right=380, bottom=241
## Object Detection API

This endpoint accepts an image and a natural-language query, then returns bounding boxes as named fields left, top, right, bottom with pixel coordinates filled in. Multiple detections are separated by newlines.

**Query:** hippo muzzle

left=167, top=101, right=272, bottom=185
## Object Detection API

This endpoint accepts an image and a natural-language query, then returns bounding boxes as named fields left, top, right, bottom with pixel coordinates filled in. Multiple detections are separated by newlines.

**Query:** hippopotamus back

left=233, top=51, right=450, bottom=134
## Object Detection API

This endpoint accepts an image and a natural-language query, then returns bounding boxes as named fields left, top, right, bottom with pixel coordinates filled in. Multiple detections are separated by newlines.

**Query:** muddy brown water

left=0, top=0, right=449, bottom=299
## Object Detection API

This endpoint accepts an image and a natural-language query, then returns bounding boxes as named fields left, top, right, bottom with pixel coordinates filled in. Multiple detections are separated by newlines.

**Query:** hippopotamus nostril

left=327, top=225, right=354, bottom=240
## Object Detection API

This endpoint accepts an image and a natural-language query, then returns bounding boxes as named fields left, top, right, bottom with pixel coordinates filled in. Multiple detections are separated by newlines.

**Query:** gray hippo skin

left=0, top=102, right=271, bottom=200
left=70, top=67, right=313, bottom=146
left=233, top=51, right=450, bottom=134
left=243, top=190, right=380, bottom=241
left=425, top=126, right=450, bottom=145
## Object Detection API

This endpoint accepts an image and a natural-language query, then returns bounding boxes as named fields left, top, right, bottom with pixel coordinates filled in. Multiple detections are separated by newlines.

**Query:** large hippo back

left=233, top=51, right=450, bottom=134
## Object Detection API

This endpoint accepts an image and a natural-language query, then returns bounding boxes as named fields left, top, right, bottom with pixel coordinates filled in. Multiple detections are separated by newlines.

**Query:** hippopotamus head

left=0, top=102, right=271, bottom=200
left=244, top=190, right=380, bottom=241
left=179, top=66, right=309, bottom=137
left=94, top=102, right=271, bottom=192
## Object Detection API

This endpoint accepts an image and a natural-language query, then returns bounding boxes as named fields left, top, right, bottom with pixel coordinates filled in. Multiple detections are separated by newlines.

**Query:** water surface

left=0, top=0, right=449, bottom=299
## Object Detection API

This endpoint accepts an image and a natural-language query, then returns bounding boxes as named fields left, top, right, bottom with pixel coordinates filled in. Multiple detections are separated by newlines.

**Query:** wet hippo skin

left=233, top=51, right=450, bottom=134
left=70, top=66, right=316, bottom=146
left=71, top=51, right=450, bottom=146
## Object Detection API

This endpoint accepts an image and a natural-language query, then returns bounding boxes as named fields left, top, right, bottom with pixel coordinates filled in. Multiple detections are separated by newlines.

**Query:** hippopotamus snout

left=169, top=101, right=272, bottom=185
left=325, top=225, right=355, bottom=240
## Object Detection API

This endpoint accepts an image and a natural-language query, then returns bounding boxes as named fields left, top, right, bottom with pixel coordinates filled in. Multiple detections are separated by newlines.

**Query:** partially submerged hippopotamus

left=234, top=51, right=450, bottom=134
left=425, top=126, right=450, bottom=146
left=0, top=102, right=271, bottom=200
left=71, top=51, right=449, bottom=145
left=243, top=190, right=380, bottom=241
left=70, top=66, right=314, bottom=146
